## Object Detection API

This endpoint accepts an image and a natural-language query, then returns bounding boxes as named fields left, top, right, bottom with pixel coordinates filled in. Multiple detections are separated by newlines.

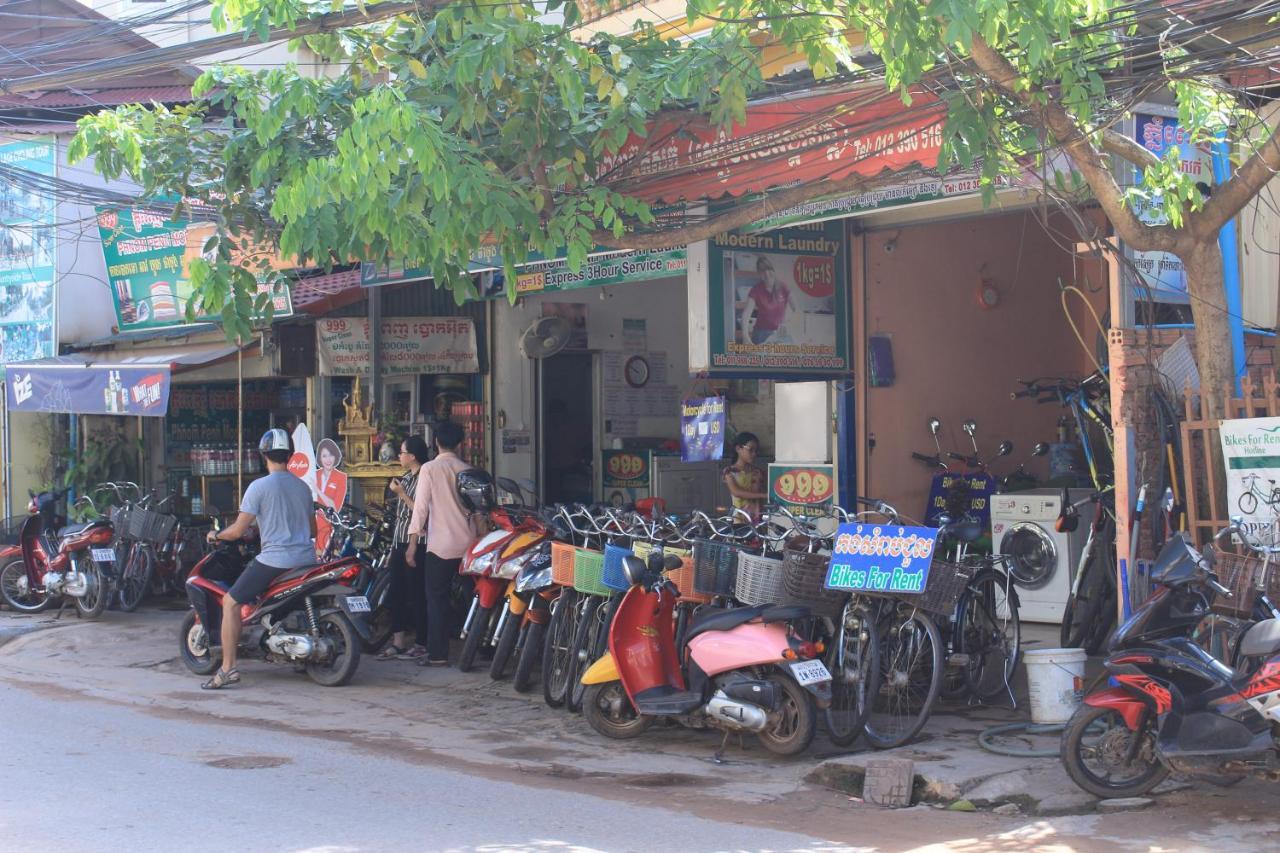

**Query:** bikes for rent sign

left=1220, top=417, right=1280, bottom=543
left=316, top=317, right=480, bottom=376
left=824, top=522, right=941, bottom=594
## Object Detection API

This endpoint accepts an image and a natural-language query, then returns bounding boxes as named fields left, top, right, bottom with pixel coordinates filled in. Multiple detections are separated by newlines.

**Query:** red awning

left=600, top=86, right=947, bottom=204
left=0, top=85, right=191, bottom=110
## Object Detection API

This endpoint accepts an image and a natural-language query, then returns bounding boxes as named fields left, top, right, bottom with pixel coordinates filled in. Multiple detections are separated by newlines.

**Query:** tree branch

left=1100, top=129, right=1160, bottom=171
left=967, top=34, right=1179, bottom=253
left=1193, top=104, right=1280, bottom=238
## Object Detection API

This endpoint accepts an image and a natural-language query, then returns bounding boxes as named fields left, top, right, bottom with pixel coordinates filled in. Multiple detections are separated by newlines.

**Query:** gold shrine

left=339, top=376, right=405, bottom=505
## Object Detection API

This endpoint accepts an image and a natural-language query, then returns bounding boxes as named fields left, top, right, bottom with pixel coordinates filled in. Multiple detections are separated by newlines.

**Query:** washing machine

left=990, top=488, right=1093, bottom=624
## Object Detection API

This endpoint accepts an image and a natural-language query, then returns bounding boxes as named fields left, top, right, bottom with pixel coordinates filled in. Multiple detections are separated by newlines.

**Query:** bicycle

left=1237, top=473, right=1280, bottom=516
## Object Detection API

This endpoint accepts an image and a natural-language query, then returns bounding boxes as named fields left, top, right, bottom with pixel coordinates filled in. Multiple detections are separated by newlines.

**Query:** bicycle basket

left=110, top=505, right=133, bottom=540
left=735, top=552, right=786, bottom=606
left=129, top=507, right=177, bottom=545
left=601, top=543, right=634, bottom=592
left=916, top=559, right=974, bottom=616
left=664, top=546, right=711, bottom=605
left=693, top=538, right=740, bottom=597
left=1212, top=550, right=1279, bottom=618
left=572, top=548, right=610, bottom=597
left=550, top=541, right=576, bottom=587
left=0, top=515, right=25, bottom=546
left=780, top=549, right=845, bottom=618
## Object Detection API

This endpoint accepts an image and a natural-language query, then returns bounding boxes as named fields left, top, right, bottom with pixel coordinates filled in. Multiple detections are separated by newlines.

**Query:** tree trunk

left=1181, top=240, right=1234, bottom=422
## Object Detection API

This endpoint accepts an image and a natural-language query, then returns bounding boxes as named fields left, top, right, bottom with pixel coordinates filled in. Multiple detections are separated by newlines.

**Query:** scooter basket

left=601, top=543, right=633, bottom=592
left=693, top=538, right=740, bottom=597
left=780, top=549, right=845, bottom=618
left=735, top=552, right=786, bottom=606
left=915, top=559, right=973, bottom=617
left=550, top=541, right=576, bottom=587
left=572, top=548, right=611, bottom=597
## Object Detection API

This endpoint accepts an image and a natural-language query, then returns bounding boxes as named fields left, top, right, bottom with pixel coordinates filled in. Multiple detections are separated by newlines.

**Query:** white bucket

left=1023, top=648, right=1087, bottom=724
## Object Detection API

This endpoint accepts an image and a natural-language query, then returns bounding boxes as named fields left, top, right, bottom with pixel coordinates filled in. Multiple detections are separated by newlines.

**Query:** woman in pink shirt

left=405, top=420, right=479, bottom=666
left=744, top=255, right=794, bottom=344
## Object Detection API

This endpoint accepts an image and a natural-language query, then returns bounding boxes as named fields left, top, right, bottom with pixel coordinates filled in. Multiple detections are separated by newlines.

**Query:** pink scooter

left=580, top=552, right=831, bottom=756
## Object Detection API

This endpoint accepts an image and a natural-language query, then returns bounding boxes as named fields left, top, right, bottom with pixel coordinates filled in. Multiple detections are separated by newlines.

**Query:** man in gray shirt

left=202, top=428, right=318, bottom=689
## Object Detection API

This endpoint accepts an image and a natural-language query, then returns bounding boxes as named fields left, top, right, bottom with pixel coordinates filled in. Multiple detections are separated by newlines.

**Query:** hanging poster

left=707, top=220, right=849, bottom=377
left=768, top=463, right=835, bottom=518
left=94, top=204, right=293, bottom=332
left=0, top=137, right=56, bottom=364
left=923, top=471, right=996, bottom=530
left=824, top=522, right=941, bottom=594
left=680, top=396, right=726, bottom=462
left=316, top=317, right=480, bottom=376
left=5, top=363, right=169, bottom=416
left=1220, top=417, right=1280, bottom=545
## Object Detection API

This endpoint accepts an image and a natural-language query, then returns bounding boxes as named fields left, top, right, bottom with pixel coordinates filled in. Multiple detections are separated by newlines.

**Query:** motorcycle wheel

left=756, top=672, right=817, bottom=756
left=542, top=590, right=579, bottom=708
left=0, top=558, right=49, bottom=613
left=513, top=619, right=546, bottom=694
left=306, top=612, right=361, bottom=687
left=825, top=604, right=880, bottom=747
left=582, top=682, right=653, bottom=739
left=178, top=610, right=220, bottom=675
left=458, top=604, right=494, bottom=673
left=1060, top=703, right=1168, bottom=799
left=361, top=571, right=394, bottom=653
left=117, top=545, right=155, bottom=613
left=489, top=612, right=522, bottom=680
left=73, top=555, right=109, bottom=620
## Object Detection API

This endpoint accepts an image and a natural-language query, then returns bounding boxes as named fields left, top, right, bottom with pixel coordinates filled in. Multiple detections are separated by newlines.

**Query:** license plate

left=91, top=548, right=116, bottom=563
left=343, top=595, right=371, bottom=613
left=789, top=659, right=832, bottom=686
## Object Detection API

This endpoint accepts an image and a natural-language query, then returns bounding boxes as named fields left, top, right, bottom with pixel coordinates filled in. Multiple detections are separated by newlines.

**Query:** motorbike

left=1061, top=528, right=1280, bottom=797
left=17, top=491, right=116, bottom=619
left=457, top=512, right=548, bottom=673
left=580, top=550, right=832, bottom=756
left=180, top=541, right=373, bottom=687
left=0, top=490, right=67, bottom=613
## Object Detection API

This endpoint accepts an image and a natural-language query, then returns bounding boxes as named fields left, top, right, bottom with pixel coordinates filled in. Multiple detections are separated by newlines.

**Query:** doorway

left=539, top=352, right=594, bottom=504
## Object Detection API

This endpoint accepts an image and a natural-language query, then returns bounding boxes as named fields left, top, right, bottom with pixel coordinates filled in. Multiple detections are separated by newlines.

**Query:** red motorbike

left=15, top=491, right=116, bottom=619
left=0, top=490, right=63, bottom=612
left=180, top=542, right=373, bottom=686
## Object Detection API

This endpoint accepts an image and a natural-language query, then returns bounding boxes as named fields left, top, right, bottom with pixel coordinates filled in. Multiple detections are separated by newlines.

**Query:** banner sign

left=1220, top=417, right=1280, bottom=544
left=5, top=363, right=170, bottom=416
left=602, top=449, right=650, bottom=489
left=602, top=88, right=946, bottom=204
left=361, top=245, right=687, bottom=293
left=707, top=219, right=849, bottom=376
left=94, top=205, right=293, bottom=332
left=924, top=471, right=996, bottom=529
left=680, top=396, right=726, bottom=462
left=1130, top=113, right=1215, bottom=301
left=768, top=463, right=835, bottom=518
left=0, top=137, right=56, bottom=363
left=824, top=522, right=941, bottom=594
left=316, top=316, right=480, bottom=376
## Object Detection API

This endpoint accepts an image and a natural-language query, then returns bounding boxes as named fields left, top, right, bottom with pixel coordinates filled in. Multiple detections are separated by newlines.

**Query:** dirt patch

left=204, top=755, right=293, bottom=770
left=489, top=745, right=577, bottom=761
left=620, top=772, right=711, bottom=788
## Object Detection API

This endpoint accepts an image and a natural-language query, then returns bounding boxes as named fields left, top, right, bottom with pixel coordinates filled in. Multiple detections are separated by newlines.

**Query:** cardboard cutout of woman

left=313, top=438, right=348, bottom=556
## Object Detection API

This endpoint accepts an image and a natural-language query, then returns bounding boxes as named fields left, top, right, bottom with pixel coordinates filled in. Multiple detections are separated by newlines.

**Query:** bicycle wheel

left=1239, top=491, right=1258, bottom=515
left=863, top=603, right=943, bottom=749
left=567, top=596, right=606, bottom=713
left=1062, top=519, right=1115, bottom=650
left=824, top=602, right=880, bottom=747
left=542, top=589, right=579, bottom=709
left=117, top=544, right=155, bottom=612
left=955, top=569, right=1021, bottom=703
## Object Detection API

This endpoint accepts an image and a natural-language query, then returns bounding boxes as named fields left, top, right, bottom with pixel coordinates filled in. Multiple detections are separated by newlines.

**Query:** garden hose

left=977, top=722, right=1065, bottom=758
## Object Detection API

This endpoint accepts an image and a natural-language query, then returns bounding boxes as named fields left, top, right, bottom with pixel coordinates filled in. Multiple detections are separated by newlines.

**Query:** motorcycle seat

left=57, top=522, right=94, bottom=538
left=1239, top=618, right=1280, bottom=658
left=270, top=564, right=322, bottom=586
left=686, top=604, right=811, bottom=642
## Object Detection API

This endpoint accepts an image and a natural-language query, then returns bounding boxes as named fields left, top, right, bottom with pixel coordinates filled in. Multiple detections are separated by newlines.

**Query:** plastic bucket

left=1023, top=648, right=1087, bottom=724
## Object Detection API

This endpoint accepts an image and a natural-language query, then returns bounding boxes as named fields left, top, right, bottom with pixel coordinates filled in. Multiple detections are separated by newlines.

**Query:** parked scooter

left=18, top=491, right=117, bottom=619
left=1061, top=527, right=1280, bottom=797
left=0, top=490, right=65, bottom=613
left=180, top=537, right=373, bottom=686
left=580, top=551, right=832, bottom=756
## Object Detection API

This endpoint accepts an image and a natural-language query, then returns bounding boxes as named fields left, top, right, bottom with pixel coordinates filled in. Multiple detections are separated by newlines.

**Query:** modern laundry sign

left=824, top=523, right=941, bottom=594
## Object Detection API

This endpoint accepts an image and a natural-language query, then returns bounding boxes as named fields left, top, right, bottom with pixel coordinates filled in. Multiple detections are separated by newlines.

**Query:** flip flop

left=201, top=668, right=240, bottom=690
left=376, top=644, right=406, bottom=661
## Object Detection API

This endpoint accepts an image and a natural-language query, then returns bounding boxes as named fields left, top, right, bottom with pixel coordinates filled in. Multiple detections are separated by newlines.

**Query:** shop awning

left=4, top=341, right=244, bottom=417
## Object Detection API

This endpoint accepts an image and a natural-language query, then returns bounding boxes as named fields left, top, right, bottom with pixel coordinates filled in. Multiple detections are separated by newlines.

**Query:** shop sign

left=603, top=449, right=650, bottom=489
left=360, top=246, right=687, bottom=294
left=316, top=316, right=480, bottom=376
left=601, top=88, right=945, bottom=204
left=94, top=205, right=293, bottom=332
left=680, top=396, right=725, bottom=462
left=824, top=522, right=941, bottom=595
left=1220, top=417, right=1280, bottom=544
left=1130, top=113, right=1215, bottom=301
left=0, top=137, right=56, bottom=363
left=707, top=219, right=849, bottom=377
left=5, top=364, right=170, bottom=417
left=768, top=463, right=835, bottom=518
left=923, top=471, right=996, bottom=530
left=501, top=429, right=531, bottom=455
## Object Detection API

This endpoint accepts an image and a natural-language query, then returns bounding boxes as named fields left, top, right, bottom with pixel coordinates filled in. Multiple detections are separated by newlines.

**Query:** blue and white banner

left=824, top=522, right=941, bottom=594
left=6, top=362, right=171, bottom=416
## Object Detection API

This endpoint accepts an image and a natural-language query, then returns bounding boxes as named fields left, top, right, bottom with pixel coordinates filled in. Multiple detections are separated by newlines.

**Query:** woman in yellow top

left=723, top=432, right=767, bottom=518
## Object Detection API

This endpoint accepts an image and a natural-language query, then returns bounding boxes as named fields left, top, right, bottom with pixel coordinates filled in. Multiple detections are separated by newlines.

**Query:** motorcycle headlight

left=516, top=565, right=553, bottom=593
left=466, top=551, right=497, bottom=576
left=495, top=550, right=533, bottom=580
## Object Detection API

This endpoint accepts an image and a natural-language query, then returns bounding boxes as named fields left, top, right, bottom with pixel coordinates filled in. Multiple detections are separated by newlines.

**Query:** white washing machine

left=990, top=488, right=1093, bottom=624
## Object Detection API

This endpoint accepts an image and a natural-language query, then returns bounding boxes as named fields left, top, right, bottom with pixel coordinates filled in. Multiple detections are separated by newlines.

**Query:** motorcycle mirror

left=963, top=419, right=977, bottom=436
left=997, top=440, right=1013, bottom=457
left=927, top=416, right=941, bottom=435
left=1032, top=442, right=1050, bottom=457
